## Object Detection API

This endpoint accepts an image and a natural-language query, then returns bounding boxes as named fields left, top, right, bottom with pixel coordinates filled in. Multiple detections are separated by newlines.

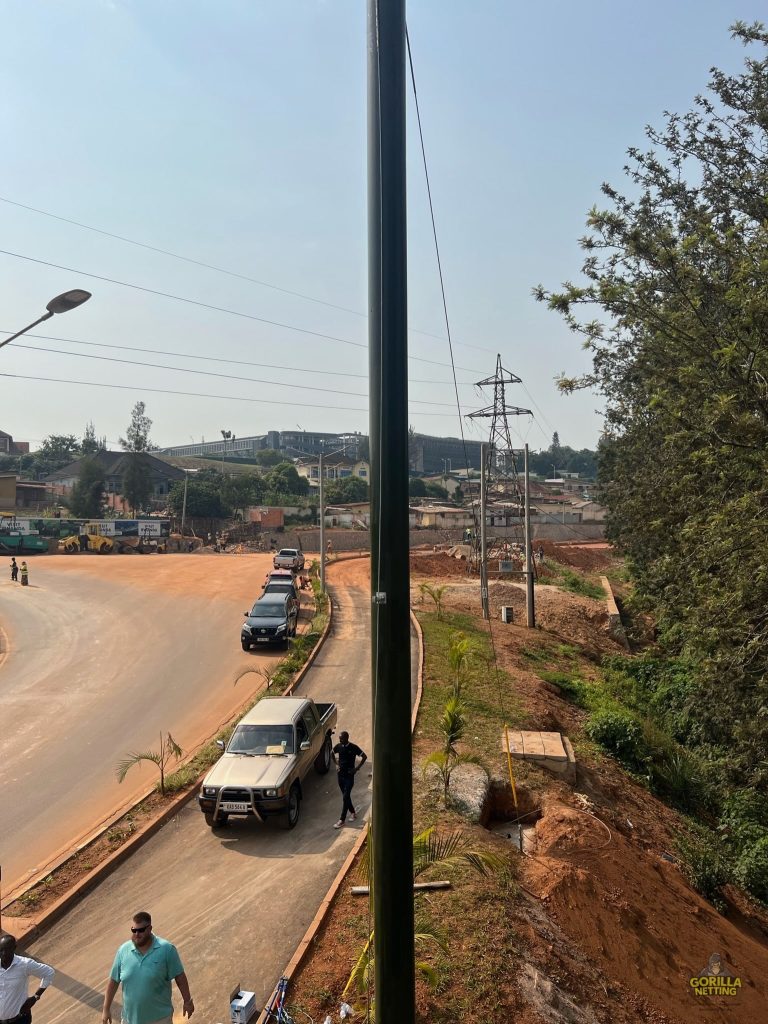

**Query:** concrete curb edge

left=11, top=594, right=334, bottom=948
left=256, top=605, right=425, bottom=1022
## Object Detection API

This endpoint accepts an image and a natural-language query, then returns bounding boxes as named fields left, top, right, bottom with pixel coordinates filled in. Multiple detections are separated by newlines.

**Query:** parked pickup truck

left=198, top=696, right=336, bottom=830
left=273, top=547, right=305, bottom=571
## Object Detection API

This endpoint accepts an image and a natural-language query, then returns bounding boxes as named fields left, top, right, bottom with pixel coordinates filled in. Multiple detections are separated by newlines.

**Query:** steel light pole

left=0, top=289, right=92, bottom=351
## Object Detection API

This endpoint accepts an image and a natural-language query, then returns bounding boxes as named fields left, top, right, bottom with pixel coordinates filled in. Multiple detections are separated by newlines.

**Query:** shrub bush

left=677, top=828, right=731, bottom=910
left=733, top=836, right=768, bottom=904
left=538, top=671, right=587, bottom=704
left=585, top=707, right=646, bottom=768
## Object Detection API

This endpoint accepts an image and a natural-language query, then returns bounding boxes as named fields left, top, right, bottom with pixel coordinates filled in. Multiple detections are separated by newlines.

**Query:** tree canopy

left=68, top=457, right=105, bottom=518
left=265, top=461, right=310, bottom=496
left=538, top=22, right=768, bottom=789
left=325, top=477, right=369, bottom=504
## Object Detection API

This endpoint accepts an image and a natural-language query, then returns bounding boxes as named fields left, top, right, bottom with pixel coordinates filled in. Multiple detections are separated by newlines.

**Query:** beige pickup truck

left=198, top=696, right=336, bottom=830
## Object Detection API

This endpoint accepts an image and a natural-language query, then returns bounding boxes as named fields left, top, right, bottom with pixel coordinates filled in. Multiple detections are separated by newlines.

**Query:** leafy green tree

left=255, top=449, right=284, bottom=467
left=81, top=421, right=105, bottom=456
left=324, top=477, right=368, bottom=504
left=425, top=482, right=449, bottom=501
left=221, top=474, right=264, bottom=517
left=120, top=403, right=153, bottom=512
left=120, top=401, right=153, bottom=453
left=537, top=21, right=768, bottom=788
left=408, top=477, right=427, bottom=497
left=68, top=457, right=105, bottom=518
left=265, top=461, right=309, bottom=496
left=168, top=478, right=225, bottom=518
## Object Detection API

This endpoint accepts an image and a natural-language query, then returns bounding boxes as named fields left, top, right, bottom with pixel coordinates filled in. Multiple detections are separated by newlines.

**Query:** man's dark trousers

left=337, top=770, right=355, bottom=821
left=3, top=1010, right=33, bottom=1023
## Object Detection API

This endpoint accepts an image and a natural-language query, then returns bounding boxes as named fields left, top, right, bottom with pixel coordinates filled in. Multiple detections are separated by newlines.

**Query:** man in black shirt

left=332, top=731, right=367, bottom=828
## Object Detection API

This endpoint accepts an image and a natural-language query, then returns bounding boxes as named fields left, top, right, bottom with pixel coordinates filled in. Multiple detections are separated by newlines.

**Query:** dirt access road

left=0, top=552, right=297, bottom=896
left=26, top=558, right=417, bottom=1024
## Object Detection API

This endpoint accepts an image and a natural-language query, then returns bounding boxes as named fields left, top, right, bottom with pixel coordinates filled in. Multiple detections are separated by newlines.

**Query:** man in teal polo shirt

left=102, top=911, right=194, bottom=1024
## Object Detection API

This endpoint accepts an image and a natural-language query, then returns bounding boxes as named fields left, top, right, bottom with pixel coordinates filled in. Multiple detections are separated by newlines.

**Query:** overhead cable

left=0, top=329, right=476, bottom=387
left=0, top=249, right=481, bottom=374
left=0, top=371, right=472, bottom=418
left=10, top=339, right=473, bottom=409
left=0, top=194, right=495, bottom=355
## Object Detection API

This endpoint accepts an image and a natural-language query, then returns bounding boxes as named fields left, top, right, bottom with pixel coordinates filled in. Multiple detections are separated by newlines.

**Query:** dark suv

left=241, top=593, right=298, bottom=650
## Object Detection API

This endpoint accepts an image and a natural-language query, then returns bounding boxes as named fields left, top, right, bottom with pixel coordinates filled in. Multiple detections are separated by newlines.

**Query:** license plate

left=256, top=637, right=271, bottom=642
left=222, top=802, right=250, bottom=812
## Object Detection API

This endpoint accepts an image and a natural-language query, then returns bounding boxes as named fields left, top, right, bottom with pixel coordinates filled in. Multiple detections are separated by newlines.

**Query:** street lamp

left=286, top=441, right=347, bottom=594
left=0, top=289, right=92, bottom=351
left=220, top=429, right=233, bottom=475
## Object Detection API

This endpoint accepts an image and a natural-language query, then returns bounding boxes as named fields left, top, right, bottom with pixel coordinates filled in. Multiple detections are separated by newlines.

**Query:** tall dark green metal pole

left=368, top=2, right=415, bottom=1023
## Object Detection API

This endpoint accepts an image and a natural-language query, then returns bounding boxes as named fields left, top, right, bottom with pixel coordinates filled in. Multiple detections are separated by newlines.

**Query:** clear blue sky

left=1, top=1, right=763, bottom=453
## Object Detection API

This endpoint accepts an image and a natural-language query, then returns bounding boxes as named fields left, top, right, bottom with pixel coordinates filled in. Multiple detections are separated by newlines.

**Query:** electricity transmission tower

left=468, top=354, right=533, bottom=619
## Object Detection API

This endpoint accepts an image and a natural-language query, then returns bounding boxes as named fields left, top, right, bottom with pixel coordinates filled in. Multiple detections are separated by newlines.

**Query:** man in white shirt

left=0, top=935, right=55, bottom=1024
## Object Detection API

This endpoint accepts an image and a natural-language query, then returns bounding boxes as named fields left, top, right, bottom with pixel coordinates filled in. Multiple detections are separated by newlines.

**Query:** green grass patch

left=545, top=564, right=605, bottom=600
left=519, top=645, right=551, bottom=664
left=538, top=670, right=588, bottom=704
left=417, top=610, right=522, bottom=771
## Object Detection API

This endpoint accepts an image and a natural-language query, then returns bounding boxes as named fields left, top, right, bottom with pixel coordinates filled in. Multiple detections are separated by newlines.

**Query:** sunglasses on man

left=131, top=925, right=150, bottom=934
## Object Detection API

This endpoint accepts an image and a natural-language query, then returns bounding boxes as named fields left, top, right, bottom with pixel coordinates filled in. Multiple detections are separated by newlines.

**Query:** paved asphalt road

left=26, top=558, right=417, bottom=1024
left=0, top=553, right=303, bottom=895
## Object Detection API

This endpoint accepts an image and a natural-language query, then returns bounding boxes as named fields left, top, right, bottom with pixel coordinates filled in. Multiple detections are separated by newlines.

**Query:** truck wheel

left=282, top=784, right=301, bottom=829
left=314, top=735, right=332, bottom=775
left=241, top=640, right=250, bottom=651
left=204, top=812, right=229, bottom=829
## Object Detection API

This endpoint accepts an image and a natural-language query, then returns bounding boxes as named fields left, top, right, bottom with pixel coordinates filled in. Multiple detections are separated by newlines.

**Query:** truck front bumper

left=198, top=793, right=288, bottom=820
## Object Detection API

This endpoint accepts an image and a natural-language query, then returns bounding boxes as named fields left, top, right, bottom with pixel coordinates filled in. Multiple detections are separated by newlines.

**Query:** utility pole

left=368, top=2, right=415, bottom=1023
left=479, top=442, right=489, bottom=619
left=319, top=451, right=326, bottom=594
left=524, top=444, right=535, bottom=628
left=181, top=472, right=189, bottom=536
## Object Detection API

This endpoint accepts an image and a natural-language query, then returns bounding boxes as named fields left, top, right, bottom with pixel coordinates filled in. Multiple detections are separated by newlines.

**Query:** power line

left=0, top=371, right=474, bottom=417
left=0, top=195, right=496, bottom=354
left=0, top=328, right=477, bottom=387
left=0, top=248, right=482, bottom=374
left=9, top=339, right=474, bottom=409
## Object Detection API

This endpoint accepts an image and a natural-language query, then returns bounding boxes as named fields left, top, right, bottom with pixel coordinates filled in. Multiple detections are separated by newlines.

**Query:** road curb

left=9, top=594, right=334, bottom=948
left=256, top=605, right=425, bottom=1022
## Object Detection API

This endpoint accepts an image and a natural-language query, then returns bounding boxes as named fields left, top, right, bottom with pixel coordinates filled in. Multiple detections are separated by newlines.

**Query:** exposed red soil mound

left=526, top=801, right=768, bottom=1023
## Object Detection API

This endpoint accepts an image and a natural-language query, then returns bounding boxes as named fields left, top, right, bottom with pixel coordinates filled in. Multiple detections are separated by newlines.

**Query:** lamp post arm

left=0, top=310, right=53, bottom=351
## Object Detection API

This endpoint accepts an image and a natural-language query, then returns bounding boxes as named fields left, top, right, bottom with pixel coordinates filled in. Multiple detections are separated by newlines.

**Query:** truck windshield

left=228, top=724, right=294, bottom=754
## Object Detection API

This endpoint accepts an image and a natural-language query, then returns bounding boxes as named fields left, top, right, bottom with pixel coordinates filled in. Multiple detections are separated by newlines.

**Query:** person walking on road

left=332, top=730, right=367, bottom=828
left=19, top=561, right=28, bottom=587
left=0, top=933, right=55, bottom=1024
left=10, top=557, right=18, bottom=582
left=102, top=911, right=194, bottom=1024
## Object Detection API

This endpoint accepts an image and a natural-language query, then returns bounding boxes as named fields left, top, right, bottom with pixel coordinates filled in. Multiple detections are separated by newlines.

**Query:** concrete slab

left=502, top=730, right=576, bottom=781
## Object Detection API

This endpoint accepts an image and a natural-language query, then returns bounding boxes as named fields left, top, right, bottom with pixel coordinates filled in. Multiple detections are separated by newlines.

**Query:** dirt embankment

left=524, top=799, right=768, bottom=1023
left=292, top=549, right=768, bottom=1023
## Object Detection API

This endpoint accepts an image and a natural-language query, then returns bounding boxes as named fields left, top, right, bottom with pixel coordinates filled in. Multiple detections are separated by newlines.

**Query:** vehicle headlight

left=202, top=786, right=218, bottom=797
left=276, top=623, right=286, bottom=632
left=242, top=623, right=252, bottom=633
left=264, top=788, right=278, bottom=797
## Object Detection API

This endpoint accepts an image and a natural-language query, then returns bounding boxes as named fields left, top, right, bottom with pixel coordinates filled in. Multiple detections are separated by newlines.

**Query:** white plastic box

left=230, top=990, right=258, bottom=1024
